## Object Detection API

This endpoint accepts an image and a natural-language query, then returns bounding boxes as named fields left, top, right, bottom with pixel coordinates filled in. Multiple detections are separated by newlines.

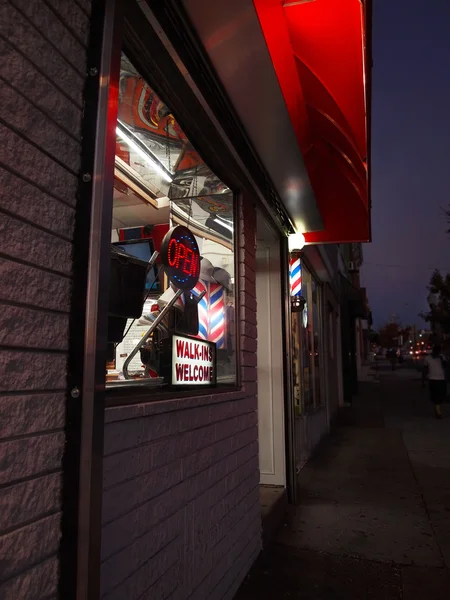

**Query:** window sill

left=104, top=382, right=252, bottom=421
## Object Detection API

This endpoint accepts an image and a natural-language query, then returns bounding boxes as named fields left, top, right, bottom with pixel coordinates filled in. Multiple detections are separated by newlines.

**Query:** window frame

left=311, top=279, right=324, bottom=410
left=297, top=258, right=326, bottom=414
left=100, top=0, right=249, bottom=404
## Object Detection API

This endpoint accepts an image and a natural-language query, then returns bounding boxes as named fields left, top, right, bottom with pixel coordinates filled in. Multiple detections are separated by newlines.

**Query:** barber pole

left=209, top=282, right=226, bottom=349
left=289, top=255, right=302, bottom=296
left=193, top=279, right=209, bottom=340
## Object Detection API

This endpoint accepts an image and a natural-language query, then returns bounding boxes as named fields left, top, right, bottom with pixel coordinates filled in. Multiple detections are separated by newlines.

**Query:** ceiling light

left=215, top=216, right=234, bottom=232
left=116, top=125, right=173, bottom=183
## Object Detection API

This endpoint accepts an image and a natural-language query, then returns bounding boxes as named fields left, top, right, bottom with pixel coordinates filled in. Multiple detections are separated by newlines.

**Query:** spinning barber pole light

left=192, top=279, right=209, bottom=340
left=289, top=256, right=302, bottom=297
left=209, top=282, right=226, bottom=349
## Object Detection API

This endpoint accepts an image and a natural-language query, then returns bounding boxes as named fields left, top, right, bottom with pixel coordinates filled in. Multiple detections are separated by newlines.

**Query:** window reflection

left=106, top=54, right=237, bottom=387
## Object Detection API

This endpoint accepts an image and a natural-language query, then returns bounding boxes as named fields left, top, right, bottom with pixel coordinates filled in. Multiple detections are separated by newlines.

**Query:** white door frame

left=256, top=213, right=286, bottom=487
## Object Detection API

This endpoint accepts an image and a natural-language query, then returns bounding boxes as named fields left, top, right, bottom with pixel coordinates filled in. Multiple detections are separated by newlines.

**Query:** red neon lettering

left=183, top=364, right=189, bottom=379
left=176, top=339, right=184, bottom=358
left=199, top=366, right=204, bottom=381
left=191, top=252, right=200, bottom=278
left=168, top=238, right=178, bottom=267
left=195, top=344, right=200, bottom=360
left=175, top=363, right=184, bottom=381
left=176, top=242, right=186, bottom=269
left=183, top=247, right=193, bottom=275
left=166, top=235, right=200, bottom=280
left=193, top=365, right=199, bottom=381
left=184, top=344, right=190, bottom=359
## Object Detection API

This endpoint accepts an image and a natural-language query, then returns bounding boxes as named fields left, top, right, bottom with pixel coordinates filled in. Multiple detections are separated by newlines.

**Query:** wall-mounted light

left=288, top=231, right=305, bottom=253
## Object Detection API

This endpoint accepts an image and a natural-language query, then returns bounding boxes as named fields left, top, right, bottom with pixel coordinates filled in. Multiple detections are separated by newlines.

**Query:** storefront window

left=301, top=268, right=314, bottom=412
left=311, top=279, right=322, bottom=407
left=106, top=53, right=237, bottom=390
left=291, top=260, right=323, bottom=414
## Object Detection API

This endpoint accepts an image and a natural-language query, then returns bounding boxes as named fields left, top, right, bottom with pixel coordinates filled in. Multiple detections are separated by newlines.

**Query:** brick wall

left=100, top=198, right=261, bottom=599
left=0, top=0, right=90, bottom=597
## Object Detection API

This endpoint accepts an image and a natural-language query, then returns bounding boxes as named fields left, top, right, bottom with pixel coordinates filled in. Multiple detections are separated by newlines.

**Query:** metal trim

left=123, top=0, right=248, bottom=196
left=77, top=0, right=123, bottom=590
left=280, top=235, right=298, bottom=504
left=142, top=0, right=296, bottom=236
left=233, top=190, right=243, bottom=391
left=61, top=0, right=124, bottom=598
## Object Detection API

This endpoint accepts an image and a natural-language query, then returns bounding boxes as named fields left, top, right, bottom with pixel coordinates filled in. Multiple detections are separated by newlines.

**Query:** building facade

left=0, top=1, right=370, bottom=599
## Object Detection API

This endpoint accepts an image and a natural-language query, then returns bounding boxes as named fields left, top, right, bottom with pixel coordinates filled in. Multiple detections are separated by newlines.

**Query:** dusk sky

left=361, top=0, right=450, bottom=328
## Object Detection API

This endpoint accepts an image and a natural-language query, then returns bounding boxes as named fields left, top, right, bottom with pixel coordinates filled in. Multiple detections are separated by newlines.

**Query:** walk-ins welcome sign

left=161, top=226, right=217, bottom=387
left=171, top=334, right=216, bottom=386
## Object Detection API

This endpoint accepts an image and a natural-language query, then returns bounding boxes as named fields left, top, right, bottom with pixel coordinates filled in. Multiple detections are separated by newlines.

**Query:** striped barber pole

left=192, top=279, right=209, bottom=339
left=209, top=282, right=226, bottom=349
left=289, top=256, right=302, bottom=296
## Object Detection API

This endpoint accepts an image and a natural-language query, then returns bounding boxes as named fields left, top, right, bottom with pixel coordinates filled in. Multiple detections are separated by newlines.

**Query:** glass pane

left=292, top=311, right=302, bottom=414
left=106, top=53, right=237, bottom=389
left=312, top=279, right=321, bottom=407
left=301, top=268, right=314, bottom=411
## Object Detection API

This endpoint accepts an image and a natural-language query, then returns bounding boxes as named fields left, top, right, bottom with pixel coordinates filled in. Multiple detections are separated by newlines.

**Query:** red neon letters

left=167, top=238, right=200, bottom=278
left=175, top=339, right=213, bottom=362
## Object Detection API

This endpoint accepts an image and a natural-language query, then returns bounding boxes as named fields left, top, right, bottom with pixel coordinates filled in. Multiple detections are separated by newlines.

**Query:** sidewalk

left=235, top=367, right=450, bottom=599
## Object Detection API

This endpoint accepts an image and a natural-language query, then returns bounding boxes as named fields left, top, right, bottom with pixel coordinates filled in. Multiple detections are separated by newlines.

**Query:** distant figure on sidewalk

left=387, top=348, right=397, bottom=370
left=423, top=344, right=447, bottom=419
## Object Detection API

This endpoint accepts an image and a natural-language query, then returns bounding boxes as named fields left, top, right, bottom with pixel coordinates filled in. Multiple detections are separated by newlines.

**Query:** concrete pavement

left=235, top=367, right=450, bottom=599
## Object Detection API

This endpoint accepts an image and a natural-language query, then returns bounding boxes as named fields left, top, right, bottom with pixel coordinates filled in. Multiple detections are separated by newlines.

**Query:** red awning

left=253, top=0, right=371, bottom=243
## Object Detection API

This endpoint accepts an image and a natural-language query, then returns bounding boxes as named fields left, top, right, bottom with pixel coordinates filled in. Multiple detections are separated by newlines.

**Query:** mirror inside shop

left=106, top=53, right=236, bottom=388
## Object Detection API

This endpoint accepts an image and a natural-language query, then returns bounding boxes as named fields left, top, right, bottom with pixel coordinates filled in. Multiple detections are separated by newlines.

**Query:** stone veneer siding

left=0, top=0, right=90, bottom=598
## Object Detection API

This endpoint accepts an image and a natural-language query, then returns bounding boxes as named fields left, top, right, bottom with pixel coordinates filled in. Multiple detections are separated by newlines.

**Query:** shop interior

left=290, top=260, right=323, bottom=414
left=106, top=53, right=237, bottom=389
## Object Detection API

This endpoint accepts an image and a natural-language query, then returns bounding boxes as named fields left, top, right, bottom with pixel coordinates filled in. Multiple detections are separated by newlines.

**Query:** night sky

left=361, top=0, right=450, bottom=329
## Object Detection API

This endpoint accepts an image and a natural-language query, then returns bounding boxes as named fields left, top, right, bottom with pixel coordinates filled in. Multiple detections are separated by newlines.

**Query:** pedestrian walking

left=423, top=344, right=447, bottom=419
left=387, top=348, right=397, bottom=371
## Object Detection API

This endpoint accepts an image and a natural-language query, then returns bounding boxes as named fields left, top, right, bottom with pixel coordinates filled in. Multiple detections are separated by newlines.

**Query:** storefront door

left=256, top=212, right=286, bottom=486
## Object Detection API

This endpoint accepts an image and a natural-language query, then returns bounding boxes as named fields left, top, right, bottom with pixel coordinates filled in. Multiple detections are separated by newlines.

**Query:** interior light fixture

left=288, top=231, right=305, bottom=252
left=215, top=215, right=234, bottom=232
left=205, top=217, right=233, bottom=240
left=116, top=124, right=173, bottom=184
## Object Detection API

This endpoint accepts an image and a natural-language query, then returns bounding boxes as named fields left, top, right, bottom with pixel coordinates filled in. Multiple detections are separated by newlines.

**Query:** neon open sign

left=161, top=225, right=200, bottom=290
